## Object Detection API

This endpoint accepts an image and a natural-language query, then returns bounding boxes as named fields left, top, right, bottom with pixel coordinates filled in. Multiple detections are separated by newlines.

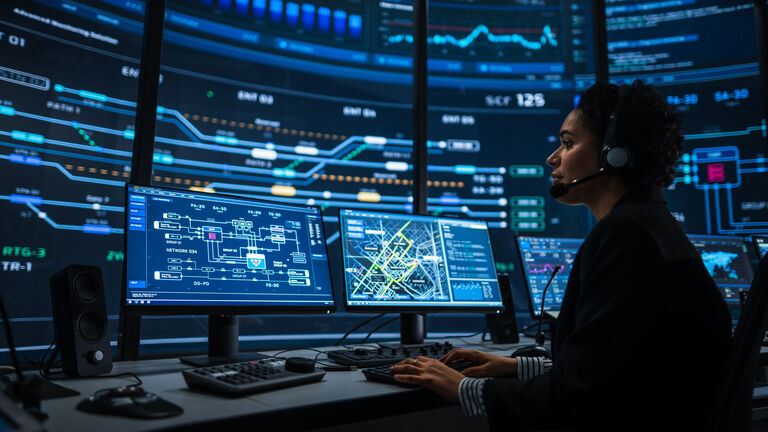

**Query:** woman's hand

left=389, top=356, right=465, bottom=402
left=441, top=348, right=518, bottom=378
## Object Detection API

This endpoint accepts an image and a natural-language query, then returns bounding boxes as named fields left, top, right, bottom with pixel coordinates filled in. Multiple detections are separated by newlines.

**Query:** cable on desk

left=334, top=313, right=386, bottom=346
left=359, top=317, right=400, bottom=345
left=269, top=347, right=350, bottom=369
left=33, top=341, right=143, bottom=385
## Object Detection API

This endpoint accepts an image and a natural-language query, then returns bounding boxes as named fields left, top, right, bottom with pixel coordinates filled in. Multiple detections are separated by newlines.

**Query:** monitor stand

left=379, top=313, right=427, bottom=349
left=179, top=314, right=269, bottom=367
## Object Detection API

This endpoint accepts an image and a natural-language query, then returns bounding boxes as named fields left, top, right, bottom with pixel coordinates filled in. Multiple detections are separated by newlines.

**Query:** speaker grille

left=73, top=273, right=99, bottom=302
left=78, top=312, right=104, bottom=341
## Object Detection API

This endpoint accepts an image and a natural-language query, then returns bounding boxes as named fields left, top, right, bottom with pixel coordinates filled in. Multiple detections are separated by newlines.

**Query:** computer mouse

left=107, top=385, right=146, bottom=397
left=510, top=344, right=551, bottom=359
left=284, top=357, right=316, bottom=373
left=77, top=385, right=183, bottom=419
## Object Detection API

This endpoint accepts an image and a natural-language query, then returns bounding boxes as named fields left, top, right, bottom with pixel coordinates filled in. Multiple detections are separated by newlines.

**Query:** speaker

left=50, top=265, right=112, bottom=376
left=485, top=274, right=520, bottom=344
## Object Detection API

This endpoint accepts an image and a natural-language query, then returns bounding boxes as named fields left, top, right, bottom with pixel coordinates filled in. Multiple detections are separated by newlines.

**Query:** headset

left=600, top=85, right=633, bottom=175
left=549, top=84, right=635, bottom=198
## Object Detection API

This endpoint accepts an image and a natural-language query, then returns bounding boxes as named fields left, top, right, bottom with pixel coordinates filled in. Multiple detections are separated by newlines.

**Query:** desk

left=37, top=337, right=523, bottom=431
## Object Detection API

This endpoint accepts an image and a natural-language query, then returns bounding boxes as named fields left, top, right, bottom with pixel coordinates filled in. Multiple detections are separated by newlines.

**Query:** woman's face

left=546, top=109, right=603, bottom=205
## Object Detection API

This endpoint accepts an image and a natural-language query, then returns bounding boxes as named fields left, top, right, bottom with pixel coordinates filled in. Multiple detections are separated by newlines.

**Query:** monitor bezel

left=121, top=183, right=336, bottom=315
left=515, top=235, right=582, bottom=320
left=753, top=235, right=768, bottom=259
left=338, top=208, right=503, bottom=313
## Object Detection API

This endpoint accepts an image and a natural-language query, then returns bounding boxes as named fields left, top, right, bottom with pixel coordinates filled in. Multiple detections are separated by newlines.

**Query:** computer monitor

left=339, top=209, right=503, bottom=317
left=753, top=236, right=768, bottom=259
left=123, top=184, right=335, bottom=364
left=516, top=236, right=583, bottom=318
left=687, top=234, right=755, bottom=304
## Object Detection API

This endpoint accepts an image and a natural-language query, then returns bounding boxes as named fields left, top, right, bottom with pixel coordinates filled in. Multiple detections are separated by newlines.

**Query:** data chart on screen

left=517, top=236, right=583, bottom=316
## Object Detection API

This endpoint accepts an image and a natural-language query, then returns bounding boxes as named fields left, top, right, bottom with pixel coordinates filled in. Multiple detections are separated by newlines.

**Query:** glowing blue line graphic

left=683, top=125, right=765, bottom=140
left=19, top=202, right=124, bottom=235
left=726, top=187, right=768, bottom=227
left=387, top=25, right=558, bottom=50
left=0, top=154, right=127, bottom=187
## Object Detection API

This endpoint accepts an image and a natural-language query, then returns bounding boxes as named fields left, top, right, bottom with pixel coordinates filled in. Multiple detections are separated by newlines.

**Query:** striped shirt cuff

left=515, top=356, right=553, bottom=380
left=458, top=377, right=490, bottom=417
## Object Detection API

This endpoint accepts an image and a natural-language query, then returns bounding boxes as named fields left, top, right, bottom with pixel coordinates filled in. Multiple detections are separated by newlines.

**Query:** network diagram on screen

left=125, top=185, right=334, bottom=307
left=340, top=210, right=501, bottom=308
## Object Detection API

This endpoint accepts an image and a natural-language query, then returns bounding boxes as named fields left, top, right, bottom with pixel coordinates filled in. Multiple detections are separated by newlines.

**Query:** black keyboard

left=362, top=361, right=475, bottom=386
left=182, top=358, right=326, bottom=396
left=326, top=342, right=455, bottom=367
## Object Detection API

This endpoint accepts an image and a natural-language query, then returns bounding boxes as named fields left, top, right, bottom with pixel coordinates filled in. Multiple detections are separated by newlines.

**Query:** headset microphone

left=509, top=264, right=562, bottom=359
left=549, top=169, right=606, bottom=198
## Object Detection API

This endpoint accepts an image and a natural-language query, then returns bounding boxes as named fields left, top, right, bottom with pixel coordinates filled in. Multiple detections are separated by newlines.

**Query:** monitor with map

left=687, top=234, right=755, bottom=304
left=754, top=236, right=768, bottom=259
left=339, top=209, right=503, bottom=312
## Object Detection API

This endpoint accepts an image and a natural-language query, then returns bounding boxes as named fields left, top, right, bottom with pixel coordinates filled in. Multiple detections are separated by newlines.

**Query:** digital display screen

left=517, top=236, right=583, bottom=316
left=0, top=0, right=143, bottom=351
left=606, top=1, right=768, bottom=237
left=125, top=184, right=334, bottom=308
left=753, top=235, right=768, bottom=258
left=340, top=209, right=502, bottom=309
left=688, top=234, right=755, bottom=303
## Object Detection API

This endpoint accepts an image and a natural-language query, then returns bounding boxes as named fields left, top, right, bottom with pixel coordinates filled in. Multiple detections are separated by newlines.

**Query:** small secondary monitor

left=754, top=236, right=768, bottom=258
left=516, top=236, right=584, bottom=318
left=124, top=184, right=335, bottom=312
left=339, top=209, right=503, bottom=311
left=688, top=234, right=755, bottom=304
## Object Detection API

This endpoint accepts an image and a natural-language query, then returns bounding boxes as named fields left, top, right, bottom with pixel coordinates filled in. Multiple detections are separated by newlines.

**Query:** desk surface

left=38, top=337, right=523, bottom=431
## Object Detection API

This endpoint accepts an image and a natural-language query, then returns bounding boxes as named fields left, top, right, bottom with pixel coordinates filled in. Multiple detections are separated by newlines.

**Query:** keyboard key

left=182, top=358, right=325, bottom=396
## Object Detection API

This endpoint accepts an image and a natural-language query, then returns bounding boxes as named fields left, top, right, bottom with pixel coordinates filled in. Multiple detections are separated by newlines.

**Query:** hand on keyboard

left=388, top=356, right=465, bottom=403
left=440, top=348, right=518, bottom=378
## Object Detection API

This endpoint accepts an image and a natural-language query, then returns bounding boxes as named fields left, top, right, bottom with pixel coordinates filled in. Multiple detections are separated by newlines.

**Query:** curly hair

left=575, top=80, right=683, bottom=187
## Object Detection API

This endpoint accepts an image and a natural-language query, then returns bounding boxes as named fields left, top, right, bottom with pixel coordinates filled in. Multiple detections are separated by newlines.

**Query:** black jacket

left=483, top=185, right=732, bottom=431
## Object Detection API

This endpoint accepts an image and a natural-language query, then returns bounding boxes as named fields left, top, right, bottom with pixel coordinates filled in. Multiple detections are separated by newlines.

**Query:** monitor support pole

left=179, top=315, right=268, bottom=366
left=400, top=313, right=426, bottom=345
left=401, top=0, right=429, bottom=346
left=119, top=0, right=167, bottom=362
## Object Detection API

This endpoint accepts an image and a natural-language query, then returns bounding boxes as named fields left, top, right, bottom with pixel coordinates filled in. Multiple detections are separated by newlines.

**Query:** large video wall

left=1, top=0, right=766, bottom=357
left=605, top=0, right=768, bottom=235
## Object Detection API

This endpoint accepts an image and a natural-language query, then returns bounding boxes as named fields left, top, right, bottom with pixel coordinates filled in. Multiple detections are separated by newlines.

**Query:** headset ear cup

left=604, top=146, right=632, bottom=173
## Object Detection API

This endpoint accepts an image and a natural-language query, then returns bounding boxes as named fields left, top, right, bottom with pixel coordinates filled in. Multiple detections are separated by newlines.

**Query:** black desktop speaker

left=485, top=274, right=520, bottom=344
left=50, top=265, right=113, bottom=376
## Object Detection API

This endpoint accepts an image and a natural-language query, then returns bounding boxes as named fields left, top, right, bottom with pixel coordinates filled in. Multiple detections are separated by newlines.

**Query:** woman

left=390, top=81, right=732, bottom=430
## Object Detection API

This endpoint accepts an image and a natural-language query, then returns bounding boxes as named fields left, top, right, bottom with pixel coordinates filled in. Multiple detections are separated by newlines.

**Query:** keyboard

left=182, top=358, right=326, bottom=396
left=362, top=361, right=475, bottom=386
left=326, top=342, right=455, bottom=367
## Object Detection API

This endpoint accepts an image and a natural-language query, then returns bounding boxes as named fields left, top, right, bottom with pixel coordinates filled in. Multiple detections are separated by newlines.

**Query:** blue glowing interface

left=606, top=1, right=768, bottom=236
left=688, top=234, right=754, bottom=303
left=755, top=236, right=768, bottom=258
left=517, top=236, right=583, bottom=316
left=125, top=185, right=334, bottom=307
left=340, top=210, right=502, bottom=309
